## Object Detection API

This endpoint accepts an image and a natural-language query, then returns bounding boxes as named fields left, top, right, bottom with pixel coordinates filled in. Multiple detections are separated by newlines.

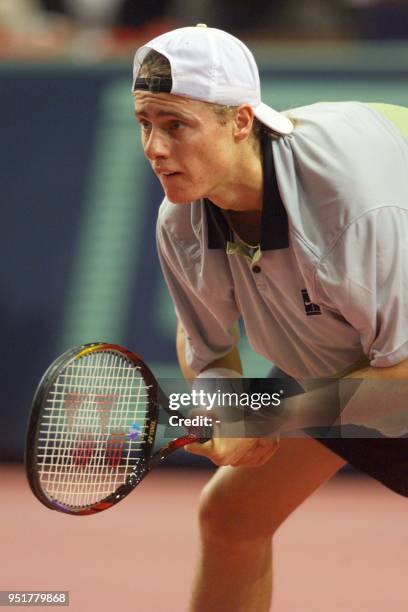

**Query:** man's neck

left=223, top=209, right=262, bottom=246
left=208, top=143, right=263, bottom=213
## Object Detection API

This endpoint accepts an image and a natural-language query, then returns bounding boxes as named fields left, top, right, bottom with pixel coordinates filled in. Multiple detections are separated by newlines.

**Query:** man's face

left=134, top=92, right=236, bottom=204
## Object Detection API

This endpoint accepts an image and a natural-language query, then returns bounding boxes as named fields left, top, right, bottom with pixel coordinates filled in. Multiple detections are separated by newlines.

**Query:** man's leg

left=189, top=436, right=347, bottom=612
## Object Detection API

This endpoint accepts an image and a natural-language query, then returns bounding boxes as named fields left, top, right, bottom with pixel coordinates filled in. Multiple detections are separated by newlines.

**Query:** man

left=132, top=24, right=408, bottom=612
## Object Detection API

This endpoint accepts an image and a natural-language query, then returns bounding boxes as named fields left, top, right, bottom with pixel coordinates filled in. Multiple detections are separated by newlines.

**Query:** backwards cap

left=133, top=24, right=293, bottom=136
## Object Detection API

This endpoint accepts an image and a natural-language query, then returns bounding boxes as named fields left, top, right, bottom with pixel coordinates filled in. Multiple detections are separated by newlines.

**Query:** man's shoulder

left=286, top=100, right=373, bottom=125
left=157, top=197, right=204, bottom=242
left=275, top=101, right=408, bottom=258
left=285, top=101, right=408, bottom=150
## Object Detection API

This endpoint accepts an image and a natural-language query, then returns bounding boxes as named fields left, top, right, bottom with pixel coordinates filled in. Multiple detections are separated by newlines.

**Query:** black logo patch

left=301, top=289, right=322, bottom=316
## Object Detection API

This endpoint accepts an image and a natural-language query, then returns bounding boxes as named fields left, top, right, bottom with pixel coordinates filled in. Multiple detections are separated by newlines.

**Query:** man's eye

left=140, top=121, right=151, bottom=131
left=169, top=121, right=184, bottom=130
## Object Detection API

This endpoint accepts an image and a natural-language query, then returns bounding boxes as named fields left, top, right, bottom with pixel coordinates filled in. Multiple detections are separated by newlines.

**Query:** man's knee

left=197, top=470, right=278, bottom=544
left=197, top=439, right=345, bottom=544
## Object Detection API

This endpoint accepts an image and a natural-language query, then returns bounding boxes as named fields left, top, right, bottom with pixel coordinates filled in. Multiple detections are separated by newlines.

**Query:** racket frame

left=25, top=343, right=161, bottom=516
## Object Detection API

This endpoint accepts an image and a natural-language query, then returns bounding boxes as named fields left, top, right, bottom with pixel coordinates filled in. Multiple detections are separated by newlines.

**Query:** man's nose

left=144, top=129, right=170, bottom=160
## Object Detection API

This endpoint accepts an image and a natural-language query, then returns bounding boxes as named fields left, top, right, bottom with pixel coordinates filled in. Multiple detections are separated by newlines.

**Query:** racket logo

left=95, top=394, right=118, bottom=430
left=64, top=392, right=119, bottom=430
left=147, top=420, right=156, bottom=445
left=105, top=431, right=126, bottom=467
left=64, top=393, right=88, bottom=429
left=127, top=423, right=142, bottom=441
left=70, top=434, right=96, bottom=468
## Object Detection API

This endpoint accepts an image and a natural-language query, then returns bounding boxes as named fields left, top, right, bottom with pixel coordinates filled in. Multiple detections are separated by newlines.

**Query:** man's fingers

left=240, top=440, right=280, bottom=467
left=184, top=440, right=214, bottom=456
left=185, top=436, right=280, bottom=467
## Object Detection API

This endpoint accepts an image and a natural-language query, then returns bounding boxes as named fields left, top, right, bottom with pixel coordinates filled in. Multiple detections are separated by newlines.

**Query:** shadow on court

left=0, top=465, right=407, bottom=611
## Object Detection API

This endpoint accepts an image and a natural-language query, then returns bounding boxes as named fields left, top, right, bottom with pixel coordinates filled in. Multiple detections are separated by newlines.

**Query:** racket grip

left=150, top=433, right=210, bottom=468
left=172, top=433, right=210, bottom=448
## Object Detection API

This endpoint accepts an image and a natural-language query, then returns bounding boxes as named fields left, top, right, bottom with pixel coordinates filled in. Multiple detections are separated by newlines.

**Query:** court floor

left=1, top=464, right=407, bottom=611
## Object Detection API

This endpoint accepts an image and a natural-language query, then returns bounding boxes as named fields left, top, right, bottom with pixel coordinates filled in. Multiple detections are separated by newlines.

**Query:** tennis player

left=132, top=25, right=408, bottom=612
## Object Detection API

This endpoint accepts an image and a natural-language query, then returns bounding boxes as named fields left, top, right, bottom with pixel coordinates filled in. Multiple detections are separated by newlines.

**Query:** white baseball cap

left=133, top=24, right=293, bottom=136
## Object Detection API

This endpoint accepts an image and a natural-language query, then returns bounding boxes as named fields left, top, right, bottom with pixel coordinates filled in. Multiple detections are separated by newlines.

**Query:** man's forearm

left=275, top=360, right=408, bottom=438
left=176, top=326, right=408, bottom=437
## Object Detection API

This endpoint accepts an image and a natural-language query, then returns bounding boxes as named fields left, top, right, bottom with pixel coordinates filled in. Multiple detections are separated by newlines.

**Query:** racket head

left=25, top=343, right=159, bottom=516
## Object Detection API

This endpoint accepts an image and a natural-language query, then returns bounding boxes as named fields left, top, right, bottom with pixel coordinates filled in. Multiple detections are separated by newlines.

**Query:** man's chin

left=163, top=188, right=203, bottom=205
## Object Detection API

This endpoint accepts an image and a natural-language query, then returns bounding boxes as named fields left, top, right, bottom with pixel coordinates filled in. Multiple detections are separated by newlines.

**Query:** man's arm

left=345, top=359, right=408, bottom=381
left=176, top=321, right=283, bottom=467
left=338, top=359, right=408, bottom=436
left=176, top=320, right=243, bottom=379
left=177, top=318, right=408, bottom=438
left=277, top=359, right=408, bottom=437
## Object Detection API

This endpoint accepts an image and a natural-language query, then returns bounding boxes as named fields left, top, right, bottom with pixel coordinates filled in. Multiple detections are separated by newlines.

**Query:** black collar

left=204, top=134, right=289, bottom=251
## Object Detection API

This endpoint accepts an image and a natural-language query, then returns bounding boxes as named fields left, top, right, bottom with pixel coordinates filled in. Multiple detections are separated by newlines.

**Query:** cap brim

left=253, top=102, right=293, bottom=135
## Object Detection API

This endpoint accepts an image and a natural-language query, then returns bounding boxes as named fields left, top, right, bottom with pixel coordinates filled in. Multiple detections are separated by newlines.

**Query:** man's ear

left=233, top=105, right=254, bottom=142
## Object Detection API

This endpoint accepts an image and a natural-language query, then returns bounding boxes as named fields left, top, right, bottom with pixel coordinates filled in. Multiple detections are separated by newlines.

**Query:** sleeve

left=156, top=203, right=241, bottom=373
left=314, top=207, right=408, bottom=368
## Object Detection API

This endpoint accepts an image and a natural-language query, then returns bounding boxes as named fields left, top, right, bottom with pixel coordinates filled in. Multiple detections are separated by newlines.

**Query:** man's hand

left=184, top=366, right=280, bottom=467
left=184, top=436, right=280, bottom=467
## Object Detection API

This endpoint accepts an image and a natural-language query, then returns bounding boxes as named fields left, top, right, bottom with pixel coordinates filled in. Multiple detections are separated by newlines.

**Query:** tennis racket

left=25, top=342, right=209, bottom=516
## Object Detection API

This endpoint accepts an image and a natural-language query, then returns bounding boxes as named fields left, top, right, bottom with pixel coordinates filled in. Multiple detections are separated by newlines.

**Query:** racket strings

left=37, top=350, right=152, bottom=508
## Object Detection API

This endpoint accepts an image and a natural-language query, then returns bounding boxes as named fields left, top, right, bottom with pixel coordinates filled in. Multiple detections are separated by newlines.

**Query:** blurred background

left=1, top=2, right=408, bottom=611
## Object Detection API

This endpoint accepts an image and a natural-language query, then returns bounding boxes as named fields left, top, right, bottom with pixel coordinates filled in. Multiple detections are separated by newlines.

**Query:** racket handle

left=150, top=434, right=210, bottom=468
left=169, top=433, right=210, bottom=450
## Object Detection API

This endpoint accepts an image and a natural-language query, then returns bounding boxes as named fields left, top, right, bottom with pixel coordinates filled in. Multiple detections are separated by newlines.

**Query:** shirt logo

left=301, top=289, right=322, bottom=316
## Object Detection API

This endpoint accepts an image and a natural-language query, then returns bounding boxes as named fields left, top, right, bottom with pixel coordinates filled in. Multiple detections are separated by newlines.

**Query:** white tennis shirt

left=156, top=102, right=408, bottom=377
